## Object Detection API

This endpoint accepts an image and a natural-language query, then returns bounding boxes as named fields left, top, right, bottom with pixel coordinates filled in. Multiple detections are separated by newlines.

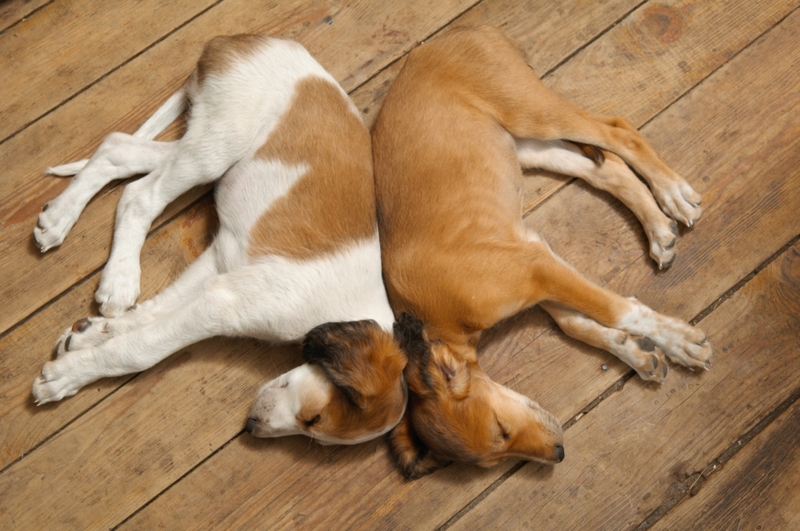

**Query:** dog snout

left=245, top=416, right=258, bottom=434
left=555, top=443, right=565, bottom=463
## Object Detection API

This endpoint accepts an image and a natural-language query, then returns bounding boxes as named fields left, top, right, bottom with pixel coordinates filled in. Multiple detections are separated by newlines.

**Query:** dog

left=372, top=26, right=713, bottom=477
left=31, top=35, right=408, bottom=446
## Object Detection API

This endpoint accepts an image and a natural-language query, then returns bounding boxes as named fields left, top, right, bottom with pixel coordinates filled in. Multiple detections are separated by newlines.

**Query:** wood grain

left=2, top=0, right=798, bottom=528
left=651, top=400, right=800, bottom=531
left=0, top=0, right=218, bottom=141
left=0, top=0, right=49, bottom=32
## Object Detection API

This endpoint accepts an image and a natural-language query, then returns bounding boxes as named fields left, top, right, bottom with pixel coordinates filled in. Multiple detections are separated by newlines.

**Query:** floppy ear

left=388, top=408, right=451, bottom=479
left=393, top=313, right=436, bottom=392
left=393, top=313, right=471, bottom=398
left=303, top=320, right=401, bottom=410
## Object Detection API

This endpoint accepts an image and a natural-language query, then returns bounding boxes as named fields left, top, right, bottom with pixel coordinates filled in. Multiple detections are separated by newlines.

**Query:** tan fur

left=374, top=26, right=703, bottom=476
left=300, top=321, right=408, bottom=441
left=249, top=77, right=376, bottom=259
left=195, top=34, right=269, bottom=85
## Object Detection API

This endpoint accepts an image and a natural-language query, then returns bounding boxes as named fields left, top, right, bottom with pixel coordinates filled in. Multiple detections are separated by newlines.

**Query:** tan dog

left=373, top=26, right=712, bottom=478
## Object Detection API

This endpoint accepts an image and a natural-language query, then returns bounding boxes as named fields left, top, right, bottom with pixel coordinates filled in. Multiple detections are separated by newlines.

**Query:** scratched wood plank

left=0, top=0, right=477, bottom=336
left=118, top=2, right=800, bottom=530
left=452, top=240, right=800, bottom=530
left=449, top=11, right=800, bottom=528
left=0, top=0, right=49, bottom=32
left=0, top=0, right=219, bottom=141
left=651, top=400, right=800, bottom=531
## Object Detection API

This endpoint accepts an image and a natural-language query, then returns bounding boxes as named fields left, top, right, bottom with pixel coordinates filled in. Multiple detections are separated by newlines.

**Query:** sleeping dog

left=31, top=35, right=407, bottom=445
left=373, top=26, right=712, bottom=477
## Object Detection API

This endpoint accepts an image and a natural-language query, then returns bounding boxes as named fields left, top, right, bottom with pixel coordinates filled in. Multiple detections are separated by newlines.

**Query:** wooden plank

left=118, top=1, right=800, bottom=529
left=0, top=0, right=218, bottom=141
left=651, top=400, right=800, bottom=531
left=452, top=242, right=800, bottom=530
left=0, top=0, right=477, bottom=335
left=0, top=0, right=49, bottom=32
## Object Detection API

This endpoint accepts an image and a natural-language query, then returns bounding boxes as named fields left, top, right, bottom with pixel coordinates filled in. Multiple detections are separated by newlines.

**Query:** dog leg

left=95, top=129, right=244, bottom=317
left=516, top=138, right=678, bottom=268
left=449, top=30, right=702, bottom=228
left=34, top=134, right=176, bottom=252
left=517, top=241, right=711, bottom=371
left=54, top=242, right=220, bottom=355
left=33, top=259, right=266, bottom=405
left=540, top=301, right=668, bottom=383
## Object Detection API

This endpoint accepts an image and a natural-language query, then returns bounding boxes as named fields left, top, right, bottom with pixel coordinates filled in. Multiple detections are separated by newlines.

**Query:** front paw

left=55, top=317, right=111, bottom=356
left=32, top=359, right=84, bottom=405
left=95, top=265, right=141, bottom=317
left=647, top=219, right=678, bottom=270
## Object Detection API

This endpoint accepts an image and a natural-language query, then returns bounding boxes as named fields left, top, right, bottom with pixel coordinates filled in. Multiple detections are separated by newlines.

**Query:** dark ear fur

left=388, top=408, right=451, bottom=479
left=302, top=320, right=380, bottom=409
left=393, top=313, right=436, bottom=392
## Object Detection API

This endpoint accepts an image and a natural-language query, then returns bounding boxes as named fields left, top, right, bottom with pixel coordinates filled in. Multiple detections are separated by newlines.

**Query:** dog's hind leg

left=449, top=27, right=702, bottom=228
left=540, top=301, right=669, bottom=383
left=515, top=138, right=679, bottom=269
left=34, top=135, right=177, bottom=252
left=95, top=124, right=248, bottom=317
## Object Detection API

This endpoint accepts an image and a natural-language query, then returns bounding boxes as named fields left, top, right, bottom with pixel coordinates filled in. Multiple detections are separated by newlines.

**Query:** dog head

left=389, top=313, right=563, bottom=478
left=246, top=319, right=408, bottom=445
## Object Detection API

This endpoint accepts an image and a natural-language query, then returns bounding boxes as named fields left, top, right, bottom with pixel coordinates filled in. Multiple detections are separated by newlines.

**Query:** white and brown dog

left=31, top=35, right=407, bottom=445
left=372, top=26, right=713, bottom=477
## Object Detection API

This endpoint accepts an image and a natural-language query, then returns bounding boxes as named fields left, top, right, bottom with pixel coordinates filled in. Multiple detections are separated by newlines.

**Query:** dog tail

left=46, top=87, right=188, bottom=176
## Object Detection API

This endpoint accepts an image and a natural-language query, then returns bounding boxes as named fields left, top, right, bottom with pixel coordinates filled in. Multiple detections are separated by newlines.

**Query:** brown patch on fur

left=195, top=34, right=270, bottom=86
left=249, top=77, right=375, bottom=259
left=302, top=321, right=407, bottom=440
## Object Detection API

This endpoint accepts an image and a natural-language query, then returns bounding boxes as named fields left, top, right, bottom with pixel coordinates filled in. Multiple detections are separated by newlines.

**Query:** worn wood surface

left=0, top=0, right=49, bottom=32
left=1, top=0, right=798, bottom=529
left=651, top=399, right=800, bottom=531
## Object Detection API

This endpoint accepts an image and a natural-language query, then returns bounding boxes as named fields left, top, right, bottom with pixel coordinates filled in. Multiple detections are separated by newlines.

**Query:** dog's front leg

left=52, top=242, right=220, bottom=356
left=523, top=242, right=712, bottom=375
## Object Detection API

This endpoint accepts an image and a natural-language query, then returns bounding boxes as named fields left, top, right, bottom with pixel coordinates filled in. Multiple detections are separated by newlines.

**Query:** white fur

left=32, top=37, right=398, bottom=444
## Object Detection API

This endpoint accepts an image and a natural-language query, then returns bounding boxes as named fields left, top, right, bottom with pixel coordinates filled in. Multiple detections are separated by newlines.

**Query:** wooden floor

left=1, top=0, right=799, bottom=529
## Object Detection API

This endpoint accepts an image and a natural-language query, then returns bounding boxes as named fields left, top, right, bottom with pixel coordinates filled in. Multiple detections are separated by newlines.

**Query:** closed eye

left=302, top=414, right=321, bottom=428
left=496, top=418, right=510, bottom=441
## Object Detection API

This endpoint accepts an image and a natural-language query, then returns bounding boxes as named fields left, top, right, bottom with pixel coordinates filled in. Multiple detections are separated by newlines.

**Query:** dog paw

left=95, top=265, right=141, bottom=317
left=33, top=200, right=80, bottom=252
left=620, top=302, right=712, bottom=372
left=662, top=332, right=712, bottom=371
left=647, top=219, right=679, bottom=270
left=32, top=359, right=83, bottom=405
left=55, top=317, right=112, bottom=356
left=654, top=180, right=702, bottom=228
left=612, top=333, right=669, bottom=383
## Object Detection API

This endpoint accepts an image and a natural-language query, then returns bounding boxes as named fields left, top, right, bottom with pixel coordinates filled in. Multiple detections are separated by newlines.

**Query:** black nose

left=245, top=417, right=257, bottom=434
left=555, top=444, right=565, bottom=463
